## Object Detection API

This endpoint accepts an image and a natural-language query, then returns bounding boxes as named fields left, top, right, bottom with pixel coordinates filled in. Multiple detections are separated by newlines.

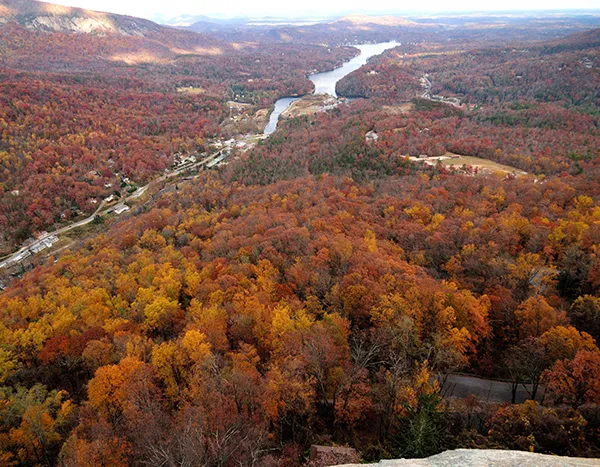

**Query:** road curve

left=0, top=150, right=226, bottom=270
left=443, top=374, right=542, bottom=404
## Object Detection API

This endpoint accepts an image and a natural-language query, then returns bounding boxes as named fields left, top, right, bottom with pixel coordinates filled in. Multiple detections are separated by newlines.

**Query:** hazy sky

left=43, top=0, right=600, bottom=20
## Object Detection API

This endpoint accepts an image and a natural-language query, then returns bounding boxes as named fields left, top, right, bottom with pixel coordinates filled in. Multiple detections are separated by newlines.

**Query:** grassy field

left=383, top=103, right=414, bottom=114
left=177, top=86, right=207, bottom=94
left=283, top=94, right=337, bottom=118
left=439, top=154, right=527, bottom=176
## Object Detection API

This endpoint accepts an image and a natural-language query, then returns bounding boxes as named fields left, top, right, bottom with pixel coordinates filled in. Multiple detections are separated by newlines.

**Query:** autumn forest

left=0, top=1, right=599, bottom=465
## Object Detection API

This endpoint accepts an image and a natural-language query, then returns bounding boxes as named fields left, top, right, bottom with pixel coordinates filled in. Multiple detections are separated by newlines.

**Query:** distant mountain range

left=333, top=14, right=419, bottom=26
left=2, top=0, right=598, bottom=51
left=182, top=13, right=424, bottom=35
left=156, top=14, right=251, bottom=28
left=0, top=1, right=422, bottom=38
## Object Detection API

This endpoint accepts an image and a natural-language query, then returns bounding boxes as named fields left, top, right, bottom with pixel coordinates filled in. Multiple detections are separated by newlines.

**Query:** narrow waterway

left=264, top=40, right=399, bottom=135
left=263, top=97, right=300, bottom=135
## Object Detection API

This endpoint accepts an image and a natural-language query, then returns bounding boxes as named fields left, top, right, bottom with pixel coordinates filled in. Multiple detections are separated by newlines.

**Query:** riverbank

left=264, top=41, right=399, bottom=134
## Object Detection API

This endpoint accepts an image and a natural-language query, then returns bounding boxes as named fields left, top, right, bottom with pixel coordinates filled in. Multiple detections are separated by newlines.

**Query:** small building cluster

left=172, top=153, right=198, bottom=169
left=30, top=234, right=59, bottom=254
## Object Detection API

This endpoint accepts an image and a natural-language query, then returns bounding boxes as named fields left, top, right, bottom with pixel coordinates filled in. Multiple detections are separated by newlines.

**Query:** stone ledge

left=336, top=449, right=600, bottom=467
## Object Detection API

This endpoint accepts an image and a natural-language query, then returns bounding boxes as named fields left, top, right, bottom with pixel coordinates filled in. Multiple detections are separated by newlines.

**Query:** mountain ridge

left=0, top=0, right=161, bottom=36
left=332, top=14, right=420, bottom=27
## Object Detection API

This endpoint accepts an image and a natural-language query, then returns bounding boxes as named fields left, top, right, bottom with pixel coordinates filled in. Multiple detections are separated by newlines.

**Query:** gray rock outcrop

left=338, top=449, right=600, bottom=466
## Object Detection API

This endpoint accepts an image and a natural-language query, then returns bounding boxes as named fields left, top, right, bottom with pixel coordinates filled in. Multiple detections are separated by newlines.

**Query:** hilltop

left=0, top=0, right=161, bottom=35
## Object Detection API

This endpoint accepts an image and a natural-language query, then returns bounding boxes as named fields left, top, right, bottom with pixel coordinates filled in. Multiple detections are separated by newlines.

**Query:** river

left=264, top=41, right=399, bottom=135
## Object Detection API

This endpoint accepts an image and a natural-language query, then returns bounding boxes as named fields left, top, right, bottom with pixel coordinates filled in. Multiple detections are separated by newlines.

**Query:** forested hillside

left=0, top=2, right=600, bottom=465
left=337, top=28, right=600, bottom=108
left=0, top=8, right=355, bottom=253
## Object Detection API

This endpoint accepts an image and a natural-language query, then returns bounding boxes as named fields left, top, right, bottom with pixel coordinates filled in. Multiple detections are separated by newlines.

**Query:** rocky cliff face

left=0, top=0, right=160, bottom=35
left=337, top=449, right=600, bottom=467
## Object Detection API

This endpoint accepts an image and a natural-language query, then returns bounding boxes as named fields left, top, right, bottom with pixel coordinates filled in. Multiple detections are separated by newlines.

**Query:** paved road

left=420, top=74, right=461, bottom=107
left=0, top=150, right=227, bottom=270
left=442, top=374, right=542, bottom=404
left=421, top=75, right=433, bottom=99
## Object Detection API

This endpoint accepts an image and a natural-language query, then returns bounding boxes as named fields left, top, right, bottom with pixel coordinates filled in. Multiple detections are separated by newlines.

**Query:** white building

left=114, top=204, right=130, bottom=215
left=365, top=130, right=379, bottom=143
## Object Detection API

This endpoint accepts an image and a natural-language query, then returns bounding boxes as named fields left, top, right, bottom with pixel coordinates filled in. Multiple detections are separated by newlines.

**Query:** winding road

left=420, top=74, right=462, bottom=107
left=0, top=149, right=226, bottom=270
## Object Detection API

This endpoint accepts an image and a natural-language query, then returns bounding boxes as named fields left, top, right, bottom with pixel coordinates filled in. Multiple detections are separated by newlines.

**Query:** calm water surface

left=263, top=97, right=300, bottom=135
left=310, top=41, right=399, bottom=96
left=264, top=41, right=399, bottom=135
